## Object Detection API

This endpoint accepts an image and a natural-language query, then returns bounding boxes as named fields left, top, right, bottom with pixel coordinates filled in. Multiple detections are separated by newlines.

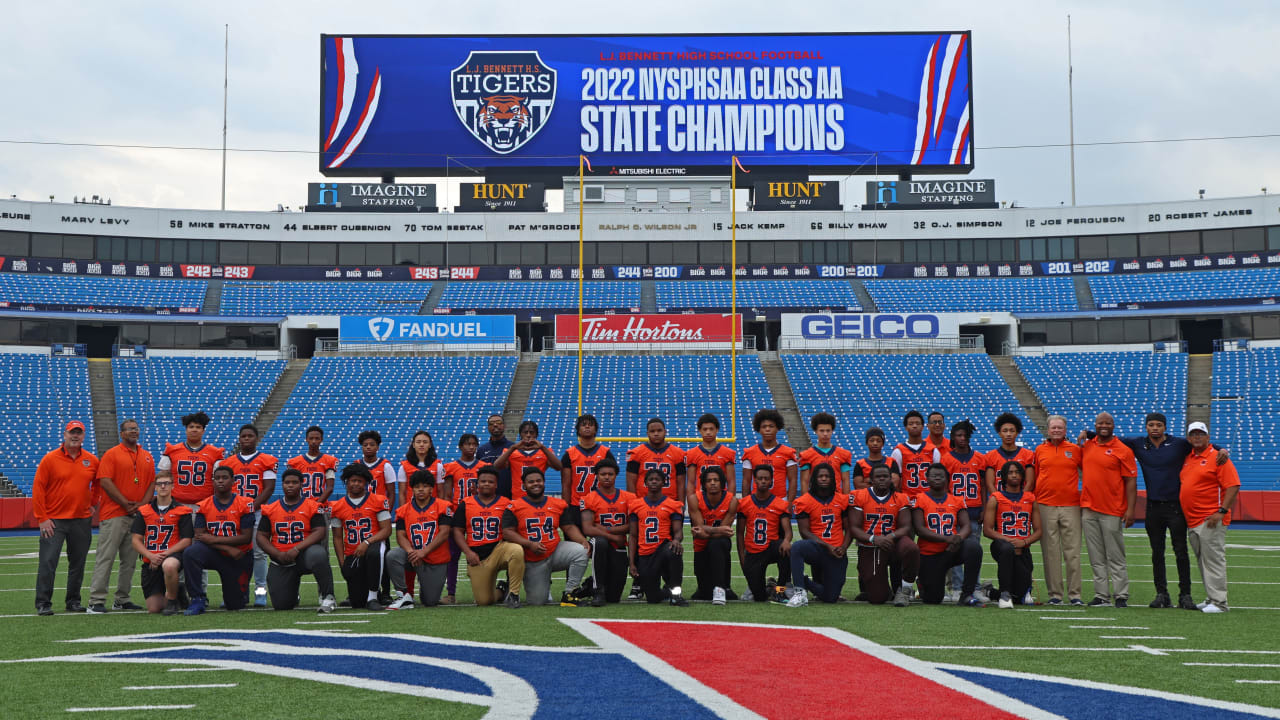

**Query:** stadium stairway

left=88, top=359, right=119, bottom=450
left=419, top=282, right=446, bottom=314
left=502, top=353, right=540, bottom=438
left=850, top=279, right=878, bottom=311
left=255, top=358, right=310, bottom=444
left=991, top=356, right=1050, bottom=436
left=640, top=280, right=657, bottom=312
left=201, top=279, right=223, bottom=315
left=1187, top=354, right=1213, bottom=427
left=0, top=473, right=19, bottom=497
left=1073, top=276, right=1096, bottom=311
left=760, top=351, right=811, bottom=450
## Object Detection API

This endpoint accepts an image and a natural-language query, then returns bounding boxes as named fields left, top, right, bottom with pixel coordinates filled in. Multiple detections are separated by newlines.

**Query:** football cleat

left=973, top=587, right=991, bottom=604
left=1047, top=597, right=1063, bottom=606
left=36, top=604, right=53, bottom=616
left=496, top=580, right=509, bottom=601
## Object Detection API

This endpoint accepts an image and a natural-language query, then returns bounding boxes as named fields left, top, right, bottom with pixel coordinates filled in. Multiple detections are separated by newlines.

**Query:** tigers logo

left=452, top=51, right=556, bottom=155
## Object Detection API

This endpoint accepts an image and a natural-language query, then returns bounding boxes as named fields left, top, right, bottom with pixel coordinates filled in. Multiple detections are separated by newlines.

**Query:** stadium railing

left=777, top=335, right=983, bottom=352
left=541, top=335, right=755, bottom=352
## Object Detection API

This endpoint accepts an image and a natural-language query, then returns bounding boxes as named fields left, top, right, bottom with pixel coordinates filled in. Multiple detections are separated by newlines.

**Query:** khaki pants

left=89, top=515, right=138, bottom=607
left=1082, top=508, right=1129, bottom=602
left=1189, top=521, right=1228, bottom=610
left=1038, top=503, right=1082, bottom=602
left=465, top=541, right=525, bottom=606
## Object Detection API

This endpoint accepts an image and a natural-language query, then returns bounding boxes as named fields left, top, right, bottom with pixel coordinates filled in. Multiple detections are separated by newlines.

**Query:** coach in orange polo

left=1032, top=415, right=1084, bottom=605
left=1081, top=412, right=1138, bottom=607
left=87, top=419, right=155, bottom=613
left=33, top=420, right=100, bottom=616
left=1181, top=422, right=1240, bottom=614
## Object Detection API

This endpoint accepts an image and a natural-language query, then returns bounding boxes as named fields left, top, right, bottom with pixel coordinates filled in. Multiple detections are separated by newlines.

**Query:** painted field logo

left=452, top=51, right=556, bottom=154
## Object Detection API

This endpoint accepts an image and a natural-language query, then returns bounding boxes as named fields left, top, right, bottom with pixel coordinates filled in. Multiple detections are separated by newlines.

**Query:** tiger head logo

left=476, top=95, right=533, bottom=153
left=452, top=51, right=556, bottom=155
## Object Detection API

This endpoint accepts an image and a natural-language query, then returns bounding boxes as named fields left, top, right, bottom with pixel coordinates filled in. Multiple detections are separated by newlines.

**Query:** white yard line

left=67, top=705, right=195, bottom=713
left=123, top=684, right=236, bottom=690
left=1099, top=635, right=1186, bottom=640
left=1183, top=662, right=1280, bottom=668
left=1070, top=625, right=1148, bottom=629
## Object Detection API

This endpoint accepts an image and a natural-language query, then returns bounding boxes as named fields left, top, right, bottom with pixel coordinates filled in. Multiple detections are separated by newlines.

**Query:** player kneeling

left=788, top=463, right=852, bottom=606
left=503, top=467, right=589, bottom=606
left=257, top=468, right=335, bottom=612
left=629, top=469, right=688, bottom=606
left=387, top=470, right=454, bottom=609
left=131, top=476, right=193, bottom=614
left=983, top=461, right=1042, bottom=608
left=580, top=458, right=633, bottom=606
left=330, top=464, right=392, bottom=611
left=737, top=465, right=792, bottom=602
left=913, top=463, right=983, bottom=606
left=183, top=466, right=255, bottom=615
left=849, top=465, right=918, bottom=606
left=452, top=466, right=524, bottom=608
left=690, top=466, right=737, bottom=605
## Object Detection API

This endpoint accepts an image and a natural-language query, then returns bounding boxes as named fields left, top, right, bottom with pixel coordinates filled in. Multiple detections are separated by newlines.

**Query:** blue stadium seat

left=1212, top=347, right=1280, bottom=490
left=220, top=281, right=430, bottom=315
left=0, top=272, right=207, bottom=312
left=864, top=277, right=1077, bottom=312
left=0, top=354, right=95, bottom=492
left=435, top=281, right=640, bottom=311
left=1090, top=268, right=1280, bottom=307
left=655, top=280, right=860, bottom=310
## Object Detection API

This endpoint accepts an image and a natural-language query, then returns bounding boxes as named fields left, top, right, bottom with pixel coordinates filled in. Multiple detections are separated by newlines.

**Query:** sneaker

left=893, top=586, right=913, bottom=607
left=768, top=586, right=791, bottom=605
left=712, top=587, right=727, bottom=606
left=441, top=595, right=456, bottom=605
left=503, top=592, right=521, bottom=609
left=318, top=595, right=336, bottom=614
left=36, top=603, right=53, bottom=616
left=1201, top=604, right=1226, bottom=614
left=765, top=577, right=777, bottom=588
left=998, top=592, right=1014, bottom=609
left=668, top=587, right=687, bottom=607
left=853, top=592, right=869, bottom=602
left=162, top=599, right=181, bottom=616
left=1114, top=598, right=1128, bottom=608
left=113, top=600, right=143, bottom=611
left=1178, top=594, right=1198, bottom=610
left=591, top=593, right=606, bottom=608
left=1196, top=600, right=1210, bottom=610
left=1087, top=597, right=1109, bottom=607
left=785, top=592, right=809, bottom=608
left=388, top=592, right=415, bottom=610
left=365, top=600, right=385, bottom=612
left=86, top=603, right=108, bottom=615
left=944, top=590, right=960, bottom=604
left=1070, top=598, right=1085, bottom=607
left=338, top=597, right=352, bottom=608
left=627, top=585, right=644, bottom=601
left=1022, top=590, right=1035, bottom=606
left=254, top=587, right=268, bottom=608
left=1047, top=597, right=1063, bottom=606
left=65, top=601, right=86, bottom=613
left=740, top=589, right=754, bottom=602
left=961, top=595, right=985, bottom=608
left=184, top=598, right=208, bottom=616
left=1149, top=592, right=1171, bottom=609
left=973, top=588, right=991, bottom=604
left=559, top=592, right=580, bottom=607
left=496, top=580, right=509, bottom=601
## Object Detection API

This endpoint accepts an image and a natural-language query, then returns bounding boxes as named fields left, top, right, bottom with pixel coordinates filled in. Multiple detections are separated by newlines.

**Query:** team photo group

left=31, top=405, right=1241, bottom=616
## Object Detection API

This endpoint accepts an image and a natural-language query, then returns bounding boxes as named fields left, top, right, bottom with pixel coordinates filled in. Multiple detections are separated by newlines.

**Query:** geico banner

left=340, top=315, right=516, bottom=348
left=556, top=313, right=743, bottom=349
left=780, top=312, right=961, bottom=349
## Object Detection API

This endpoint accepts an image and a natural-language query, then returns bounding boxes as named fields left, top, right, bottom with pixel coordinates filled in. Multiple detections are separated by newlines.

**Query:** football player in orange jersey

left=787, top=463, right=851, bottom=606
left=329, top=463, right=393, bottom=611
left=451, top=466, right=524, bottom=608
left=495, top=421, right=563, bottom=502
left=741, top=409, right=798, bottom=502
left=560, top=414, right=616, bottom=507
left=891, top=410, right=942, bottom=498
left=387, top=470, right=454, bottom=609
left=257, top=468, right=333, bottom=612
left=287, top=426, right=338, bottom=504
left=984, top=461, right=1043, bottom=608
left=398, top=430, right=444, bottom=508
left=849, top=465, right=918, bottom=606
left=157, top=411, right=225, bottom=507
left=356, top=430, right=398, bottom=502
left=913, top=463, right=982, bottom=606
left=628, top=468, right=688, bottom=606
left=442, top=433, right=483, bottom=604
left=220, top=423, right=279, bottom=607
left=799, top=412, right=853, bottom=494
left=684, top=413, right=735, bottom=503
left=689, top=466, right=738, bottom=605
left=502, top=467, right=589, bottom=606
left=626, top=417, right=687, bottom=500
left=737, top=465, right=792, bottom=602
left=986, top=413, right=1037, bottom=495
left=940, top=420, right=995, bottom=603
left=580, top=458, right=633, bottom=606
left=130, top=475, right=193, bottom=614
left=852, top=427, right=901, bottom=491
left=182, top=465, right=255, bottom=615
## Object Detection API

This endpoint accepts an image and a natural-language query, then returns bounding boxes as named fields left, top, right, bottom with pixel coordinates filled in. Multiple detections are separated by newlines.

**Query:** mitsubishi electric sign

left=340, top=315, right=516, bottom=349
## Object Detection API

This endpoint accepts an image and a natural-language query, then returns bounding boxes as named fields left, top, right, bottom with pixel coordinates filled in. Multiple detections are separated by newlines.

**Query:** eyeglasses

left=155, top=481, right=173, bottom=486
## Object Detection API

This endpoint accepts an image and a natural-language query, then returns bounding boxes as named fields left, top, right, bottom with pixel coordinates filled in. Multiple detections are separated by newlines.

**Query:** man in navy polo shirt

left=477, top=414, right=515, bottom=500
left=1080, top=411, right=1227, bottom=610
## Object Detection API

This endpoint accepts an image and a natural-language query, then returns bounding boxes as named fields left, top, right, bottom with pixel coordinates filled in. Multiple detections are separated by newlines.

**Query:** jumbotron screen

left=319, top=32, right=974, bottom=176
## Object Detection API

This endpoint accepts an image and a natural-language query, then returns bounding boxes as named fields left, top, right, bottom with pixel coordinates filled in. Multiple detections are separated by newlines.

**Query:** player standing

left=984, top=461, right=1042, bottom=608
left=182, top=465, right=255, bottom=615
left=741, top=409, right=798, bottom=502
left=451, top=466, right=524, bottom=608
left=157, top=412, right=224, bottom=509
left=502, top=467, right=589, bottom=605
left=257, top=468, right=334, bottom=612
left=736, top=465, right=792, bottom=603
left=495, top=421, right=563, bottom=502
left=442, top=433, right=483, bottom=604
left=940, top=420, right=995, bottom=602
left=580, top=458, right=633, bottom=606
left=986, top=413, right=1037, bottom=494
left=329, top=463, right=392, bottom=611
left=356, top=430, right=398, bottom=504
left=626, top=417, right=687, bottom=499
left=891, top=411, right=941, bottom=499
left=628, top=468, right=688, bottom=606
left=849, top=465, right=918, bottom=607
left=398, top=430, right=444, bottom=508
left=683, top=413, right=735, bottom=502
left=560, top=414, right=616, bottom=507
left=689, top=466, right=737, bottom=605
left=387, top=470, right=454, bottom=609
left=130, top=475, right=192, bottom=615
left=852, top=427, right=900, bottom=491
left=926, top=411, right=952, bottom=454
left=799, top=413, right=853, bottom=494
left=913, top=463, right=982, bottom=606
left=287, top=426, right=338, bottom=504
left=218, top=423, right=278, bottom=607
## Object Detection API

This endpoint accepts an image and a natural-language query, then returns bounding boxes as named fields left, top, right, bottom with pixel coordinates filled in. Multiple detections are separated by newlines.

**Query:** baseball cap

left=65, top=420, right=85, bottom=433
left=1186, top=421, right=1209, bottom=435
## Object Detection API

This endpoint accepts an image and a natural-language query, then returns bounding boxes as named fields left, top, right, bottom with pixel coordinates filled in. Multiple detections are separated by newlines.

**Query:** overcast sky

left=0, top=1, right=1275, bottom=212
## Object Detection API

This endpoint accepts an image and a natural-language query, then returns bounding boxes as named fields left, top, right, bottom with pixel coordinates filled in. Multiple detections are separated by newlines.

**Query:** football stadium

left=1, top=18, right=1279, bottom=720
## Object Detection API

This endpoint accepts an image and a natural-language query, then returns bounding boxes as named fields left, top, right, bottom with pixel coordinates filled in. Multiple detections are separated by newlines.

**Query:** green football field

left=0, top=528, right=1277, bottom=718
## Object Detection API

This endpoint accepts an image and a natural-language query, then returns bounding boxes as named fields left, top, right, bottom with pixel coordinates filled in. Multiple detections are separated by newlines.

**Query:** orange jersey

left=194, top=494, right=255, bottom=554
left=628, top=495, right=684, bottom=556
left=1032, top=441, right=1082, bottom=507
left=163, top=442, right=225, bottom=504
left=941, top=450, right=994, bottom=508
left=741, top=443, right=798, bottom=498
left=132, top=501, right=193, bottom=554
left=560, top=444, right=616, bottom=507
left=1180, top=446, right=1241, bottom=528
left=287, top=453, right=339, bottom=501
left=258, top=497, right=325, bottom=553
left=691, top=490, right=734, bottom=552
left=1081, top=437, right=1138, bottom=517
left=890, top=441, right=941, bottom=497
left=985, top=447, right=1036, bottom=479
left=395, top=498, right=454, bottom=564
left=852, top=456, right=901, bottom=485
left=443, top=459, right=484, bottom=508
left=453, top=495, right=512, bottom=551
left=580, top=488, right=635, bottom=549
left=927, top=436, right=953, bottom=454
left=398, top=458, right=442, bottom=489
left=353, top=458, right=397, bottom=500
left=736, top=493, right=790, bottom=554
left=627, top=443, right=687, bottom=500
left=684, top=444, right=736, bottom=485
left=328, top=492, right=391, bottom=556
left=912, top=491, right=967, bottom=555
left=992, top=490, right=1037, bottom=539
left=850, top=488, right=912, bottom=544
left=504, top=495, right=574, bottom=562
left=218, top=451, right=279, bottom=505
left=800, top=445, right=853, bottom=491
left=793, top=491, right=850, bottom=548
left=507, top=447, right=554, bottom=502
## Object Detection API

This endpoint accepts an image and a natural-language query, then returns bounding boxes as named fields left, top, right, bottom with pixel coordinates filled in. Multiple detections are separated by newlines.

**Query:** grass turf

left=0, top=528, right=1277, bottom=717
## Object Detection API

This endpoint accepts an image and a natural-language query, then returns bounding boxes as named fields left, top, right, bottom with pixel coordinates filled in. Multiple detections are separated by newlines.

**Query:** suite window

left=1045, top=320, right=1072, bottom=345
left=419, top=243, right=444, bottom=266
left=774, top=241, right=799, bottom=263
left=1150, top=318, right=1178, bottom=342
left=1071, top=320, right=1098, bottom=344
left=1108, top=234, right=1137, bottom=259
left=63, top=235, right=94, bottom=260
left=460, top=242, right=493, bottom=265
left=173, top=325, right=201, bottom=349
left=393, top=243, right=419, bottom=265
left=120, top=324, right=149, bottom=346
left=596, top=242, right=623, bottom=265
left=1233, top=227, right=1264, bottom=252
left=1268, top=227, right=1280, bottom=250
left=156, top=238, right=176, bottom=263
left=749, top=242, right=773, bottom=264
left=201, top=325, right=228, bottom=348
left=167, top=239, right=188, bottom=263
left=876, top=240, right=901, bottom=263
left=636, top=188, right=658, bottom=203
left=495, top=242, right=521, bottom=265
left=0, top=231, right=28, bottom=256
left=520, top=241, right=545, bottom=265
left=309, top=242, right=337, bottom=265
left=1253, top=314, right=1280, bottom=339
left=1202, top=229, right=1232, bottom=253
left=668, top=188, right=690, bottom=203
left=1059, top=237, right=1076, bottom=259
left=672, top=241, right=697, bottom=264
left=247, top=241, right=277, bottom=265
left=36, top=234, right=63, bottom=258
left=1139, top=233, right=1169, bottom=257
left=621, top=243, right=645, bottom=264
left=546, top=243, right=574, bottom=265
left=649, top=242, right=674, bottom=264
left=1097, top=319, right=1125, bottom=344
left=0, top=318, right=19, bottom=344
left=1078, top=235, right=1107, bottom=259
left=249, top=325, right=278, bottom=348
left=337, top=243, right=364, bottom=265
left=850, top=240, right=875, bottom=264
left=1123, top=318, right=1150, bottom=343
left=1169, top=231, right=1199, bottom=255
left=1021, top=321, right=1047, bottom=345
left=364, top=243, right=392, bottom=266
left=709, top=188, right=723, bottom=203
left=149, top=325, right=175, bottom=348
left=1224, top=315, right=1252, bottom=339
left=701, top=241, right=728, bottom=263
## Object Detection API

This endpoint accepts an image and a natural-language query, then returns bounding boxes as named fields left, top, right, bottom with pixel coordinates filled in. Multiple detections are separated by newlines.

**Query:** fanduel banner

left=555, top=313, right=743, bottom=349
left=319, top=33, right=974, bottom=176
left=455, top=183, right=546, bottom=212
left=307, top=183, right=437, bottom=212
left=340, top=315, right=516, bottom=348
left=780, top=312, right=962, bottom=349
left=752, top=181, right=841, bottom=211
left=865, top=179, right=996, bottom=210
